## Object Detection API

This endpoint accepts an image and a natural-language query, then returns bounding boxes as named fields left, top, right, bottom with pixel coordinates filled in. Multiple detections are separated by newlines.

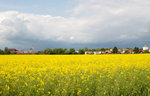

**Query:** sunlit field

left=0, top=54, right=150, bottom=96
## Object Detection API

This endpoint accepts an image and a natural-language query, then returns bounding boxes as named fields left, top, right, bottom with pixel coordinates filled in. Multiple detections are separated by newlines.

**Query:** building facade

left=143, top=45, right=149, bottom=51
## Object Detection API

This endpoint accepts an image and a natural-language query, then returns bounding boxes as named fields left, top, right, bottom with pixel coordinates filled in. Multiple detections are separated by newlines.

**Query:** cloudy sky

left=0, top=0, right=150, bottom=50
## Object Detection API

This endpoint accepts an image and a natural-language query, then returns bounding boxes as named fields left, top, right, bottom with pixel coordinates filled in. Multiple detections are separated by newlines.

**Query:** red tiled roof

left=9, top=49, right=17, bottom=51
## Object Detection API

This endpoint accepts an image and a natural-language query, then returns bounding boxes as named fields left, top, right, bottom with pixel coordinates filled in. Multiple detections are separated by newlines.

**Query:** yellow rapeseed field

left=0, top=54, right=150, bottom=96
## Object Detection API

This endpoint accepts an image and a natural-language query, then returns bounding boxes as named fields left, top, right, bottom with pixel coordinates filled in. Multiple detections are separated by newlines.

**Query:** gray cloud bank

left=0, top=0, right=150, bottom=49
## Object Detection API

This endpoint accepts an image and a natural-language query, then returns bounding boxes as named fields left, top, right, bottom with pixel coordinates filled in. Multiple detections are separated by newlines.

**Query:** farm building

left=85, top=51, right=94, bottom=55
left=85, top=50, right=112, bottom=55
left=9, top=48, right=17, bottom=53
left=143, top=45, right=149, bottom=51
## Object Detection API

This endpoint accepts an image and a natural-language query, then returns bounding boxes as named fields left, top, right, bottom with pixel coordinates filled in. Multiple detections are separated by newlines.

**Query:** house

left=16, top=50, right=24, bottom=54
left=110, top=49, right=113, bottom=51
left=143, top=45, right=149, bottom=51
left=85, top=51, right=94, bottom=55
left=118, top=49, right=123, bottom=53
left=93, top=50, right=111, bottom=55
left=23, top=50, right=29, bottom=54
left=120, top=49, right=125, bottom=54
left=94, top=51, right=101, bottom=55
left=139, top=50, right=143, bottom=53
left=119, top=49, right=134, bottom=54
left=127, top=50, right=134, bottom=54
left=9, top=48, right=17, bottom=53
left=105, top=50, right=111, bottom=54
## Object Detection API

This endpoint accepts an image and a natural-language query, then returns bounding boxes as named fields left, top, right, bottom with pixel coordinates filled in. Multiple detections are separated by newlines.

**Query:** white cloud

left=0, top=0, right=150, bottom=48
left=0, top=11, right=94, bottom=46
left=70, top=36, right=75, bottom=40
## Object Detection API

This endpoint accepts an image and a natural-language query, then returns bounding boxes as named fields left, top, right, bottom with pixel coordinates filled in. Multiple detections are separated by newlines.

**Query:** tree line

left=0, top=47, right=11, bottom=54
left=43, top=47, right=113, bottom=54
left=43, top=46, right=149, bottom=54
left=0, top=46, right=149, bottom=55
left=43, top=48, right=76, bottom=54
left=43, top=46, right=147, bottom=54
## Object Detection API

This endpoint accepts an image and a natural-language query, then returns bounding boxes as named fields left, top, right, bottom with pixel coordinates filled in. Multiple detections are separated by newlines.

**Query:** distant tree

left=58, top=48, right=64, bottom=54
left=4, top=47, right=10, bottom=54
left=52, top=48, right=58, bottom=54
left=64, top=48, right=69, bottom=54
left=11, top=52, right=16, bottom=54
left=91, top=49, right=96, bottom=51
left=0, top=49, right=4, bottom=54
left=69, top=48, right=75, bottom=54
left=126, top=48, right=132, bottom=50
left=144, top=50, right=149, bottom=53
left=44, top=48, right=52, bottom=54
left=139, top=48, right=143, bottom=50
left=78, top=49, right=85, bottom=54
left=96, top=48, right=100, bottom=51
left=105, top=48, right=110, bottom=50
left=112, top=46, right=118, bottom=54
left=4, top=47, right=8, bottom=51
left=36, top=51, right=44, bottom=54
left=53, top=48, right=64, bottom=54
left=125, top=51, right=130, bottom=54
left=84, top=47, right=88, bottom=51
left=64, top=48, right=67, bottom=52
left=133, top=47, right=139, bottom=53
left=100, top=48, right=106, bottom=51
left=88, top=49, right=92, bottom=51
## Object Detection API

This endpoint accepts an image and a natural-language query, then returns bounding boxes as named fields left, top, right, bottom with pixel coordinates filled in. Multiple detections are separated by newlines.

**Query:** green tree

left=91, top=49, right=96, bottom=51
left=78, top=49, right=85, bottom=54
left=0, top=49, right=4, bottom=54
left=4, top=47, right=10, bottom=54
left=84, top=47, right=88, bottom=51
left=44, top=48, right=52, bottom=54
left=96, top=48, right=100, bottom=51
left=125, top=51, right=130, bottom=54
left=52, top=48, right=58, bottom=54
left=69, top=48, right=75, bottom=54
left=89, top=49, right=92, bottom=51
left=144, top=50, right=149, bottom=53
left=58, top=48, right=64, bottom=54
left=52, top=48, right=65, bottom=54
left=126, top=48, right=132, bottom=50
left=105, top=48, right=110, bottom=50
left=133, top=47, right=139, bottom=53
left=64, top=48, right=69, bottom=54
left=11, top=52, right=16, bottom=54
left=36, top=51, right=44, bottom=54
left=112, top=46, right=118, bottom=54
left=100, top=48, right=106, bottom=51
